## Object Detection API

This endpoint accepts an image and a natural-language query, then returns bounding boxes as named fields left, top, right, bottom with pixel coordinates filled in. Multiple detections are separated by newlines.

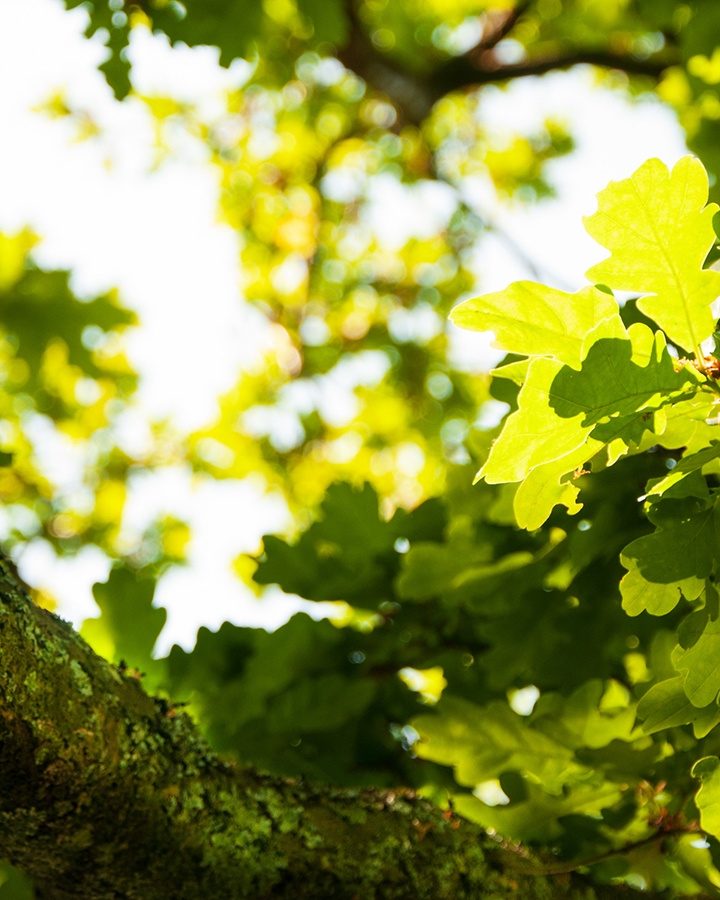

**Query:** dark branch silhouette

left=432, top=48, right=676, bottom=95
left=338, top=0, right=679, bottom=123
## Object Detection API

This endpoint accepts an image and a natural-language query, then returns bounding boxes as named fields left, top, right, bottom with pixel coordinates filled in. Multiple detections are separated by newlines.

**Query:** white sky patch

left=128, top=26, right=253, bottom=116
left=321, top=167, right=367, bottom=203
left=389, top=304, right=443, bottom=344
left=243, top=349, right=391, bottom=449
left=314, top=350, right=390, bottom=425
left=15, top=541, right=111, bottom=627
left=473, top=780, right=510, bottom=806
left=111, top=406, right=157, bottom=458
left=508, top=684, right=540, bottom=716
left=120, top=469, right=291, bottom=563
left=120, top=468, right=302, bottom=652
left=271, top=253, right=309, bottom=295
left=155, top=575, right=329, bottom=655
left=474, top=400, right=511, bottom=430
left=243, top=405, right=307, bottom=452
left=364, top=174, right=458, bottom=249
left=0, top=506, right=41, bottom=542
left=23, top=414, right=89, bottom=500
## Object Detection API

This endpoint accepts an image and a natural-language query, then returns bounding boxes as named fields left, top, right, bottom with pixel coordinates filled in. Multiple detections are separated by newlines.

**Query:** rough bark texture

left=0, top=556, right=695, bottom=898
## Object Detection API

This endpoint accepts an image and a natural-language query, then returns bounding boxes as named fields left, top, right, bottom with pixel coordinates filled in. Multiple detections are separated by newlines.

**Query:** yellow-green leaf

left=675, top=613, right=720, bottom=706
left=450, top=282, right=624, bottom=367
left=620, top=503, right=717, bottom=617
left=693, top=756, right=720, bottom=838
left=585, top=156, right=720, bottom=354
left=481, top=325, right=696, bottom=528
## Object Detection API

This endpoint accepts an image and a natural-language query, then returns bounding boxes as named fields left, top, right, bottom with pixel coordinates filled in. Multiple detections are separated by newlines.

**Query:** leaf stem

left=504, top=826, right=696, bottom=877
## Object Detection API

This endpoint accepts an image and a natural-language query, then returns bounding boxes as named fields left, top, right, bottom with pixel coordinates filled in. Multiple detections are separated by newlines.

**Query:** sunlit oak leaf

left=693, top=756, right=720, bottom=839
left=549, top=327, right=698, bottom=447
left=637, top=676, right=720, bottom=737
left=637, top=394, right=718, bottom=454
left=490, top=358, right=529, bottom=387
left=694, top=702, right=720, bottom=739
left=531, top=679, right=636, bottom=749
left=620, top=565, right=703, bottom=617
left=644, top=442, right=720, bottom=499
left=512, top=450, right=588, bottom=530
left=481, top=325, right=696, bottom=528
left=675, top=613, right=720, bottom=706
left=585, top=156, right=720, bottom=354
left=450, top=282, right=624, bottom=367
left=620, top=502, right=717, bottom=616
left=481, top=356, right=593, bottom=486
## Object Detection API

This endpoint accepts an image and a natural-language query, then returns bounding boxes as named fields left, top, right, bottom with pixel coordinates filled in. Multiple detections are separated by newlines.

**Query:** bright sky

left=0, top=0, right=690, bottom=651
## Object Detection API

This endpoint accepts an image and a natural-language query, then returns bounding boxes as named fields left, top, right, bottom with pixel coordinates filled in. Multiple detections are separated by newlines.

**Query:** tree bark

left=0, top=555, right=695, bottom=898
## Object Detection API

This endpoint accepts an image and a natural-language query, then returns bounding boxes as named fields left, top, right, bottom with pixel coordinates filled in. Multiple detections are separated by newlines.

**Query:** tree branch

left=431, top=48, right=677, bottom=96
left=0, top=554, right=691, bottom=898
left=338, top=0, right=437, bottom=125
left=337, top=0, right=678, bottom=123
left=472, top=0, right=534, bottom=52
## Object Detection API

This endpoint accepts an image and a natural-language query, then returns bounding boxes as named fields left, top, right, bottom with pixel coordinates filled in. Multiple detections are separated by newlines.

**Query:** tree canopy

left=6, top=0, right=720, bottom=896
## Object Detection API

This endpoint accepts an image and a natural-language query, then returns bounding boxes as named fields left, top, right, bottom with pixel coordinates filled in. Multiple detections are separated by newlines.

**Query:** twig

left=505, top=825, right=696, bottom=877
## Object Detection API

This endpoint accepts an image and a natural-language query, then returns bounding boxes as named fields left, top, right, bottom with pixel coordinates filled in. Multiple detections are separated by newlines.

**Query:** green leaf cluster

left=442, top=155, right=720, bottom=888
left=452, top=157, right=717, bottom=529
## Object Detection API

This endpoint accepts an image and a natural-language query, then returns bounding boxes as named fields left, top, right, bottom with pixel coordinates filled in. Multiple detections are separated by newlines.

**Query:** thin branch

left=473, top=0, right=533, bottom=52
left=338, top=0, right=436, bottom=125
left=432, top=48, right=678, bottom=97
left=507, top=825, right=697, bottom=878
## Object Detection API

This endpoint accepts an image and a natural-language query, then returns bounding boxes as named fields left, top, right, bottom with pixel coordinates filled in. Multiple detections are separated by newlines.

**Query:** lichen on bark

left=0, top=555, right=688, bottom=899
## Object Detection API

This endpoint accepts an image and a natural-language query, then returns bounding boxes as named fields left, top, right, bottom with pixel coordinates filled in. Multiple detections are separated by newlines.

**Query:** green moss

left=69, top=659, right=93, bottom=697
left=0, top=558, right=669, bottom=900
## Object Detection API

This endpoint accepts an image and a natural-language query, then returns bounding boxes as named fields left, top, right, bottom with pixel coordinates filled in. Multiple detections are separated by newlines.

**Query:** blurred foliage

left=0, top=232, right=140, bottom=573
left=9, top=0, right=720, bottom=895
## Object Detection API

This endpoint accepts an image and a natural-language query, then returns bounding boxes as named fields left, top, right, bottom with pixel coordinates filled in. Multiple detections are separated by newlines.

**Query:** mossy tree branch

left=0, top=555, right=690, bottom=899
